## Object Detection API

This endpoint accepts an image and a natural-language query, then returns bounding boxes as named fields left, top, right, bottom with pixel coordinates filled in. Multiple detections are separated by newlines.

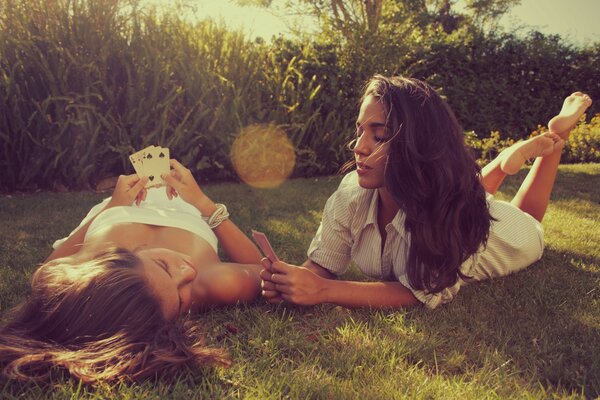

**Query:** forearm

left=320, top=279, right=421, bottom=309
left=191, top=195, right=262, bottom=264
left=302, top=259, right=336, bottom=279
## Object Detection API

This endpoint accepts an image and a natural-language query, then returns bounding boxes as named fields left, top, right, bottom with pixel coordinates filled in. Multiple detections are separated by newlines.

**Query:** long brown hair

left=364, top=75, right=492, bottom=294
left=0, top=248, right=229, bottom=384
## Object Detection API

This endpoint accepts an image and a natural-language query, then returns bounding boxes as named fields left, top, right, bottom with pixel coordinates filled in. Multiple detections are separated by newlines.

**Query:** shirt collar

left=365, top=190, right=406, bottom=239
left=365, top=190, right=379, bottom=227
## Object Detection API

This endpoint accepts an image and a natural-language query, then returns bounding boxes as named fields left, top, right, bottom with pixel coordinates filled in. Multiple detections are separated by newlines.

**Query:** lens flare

left=230, top=124, right=296, bottom=188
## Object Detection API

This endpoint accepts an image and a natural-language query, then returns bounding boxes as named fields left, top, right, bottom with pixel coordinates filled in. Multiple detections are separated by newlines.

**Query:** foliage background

left=1, top=0, right=599, bottom=191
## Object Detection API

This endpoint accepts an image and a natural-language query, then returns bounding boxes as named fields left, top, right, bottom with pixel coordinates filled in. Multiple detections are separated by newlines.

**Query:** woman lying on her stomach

left=261, top=75, right=592, bottom=310
left=0, top=160, right=263, bottom=383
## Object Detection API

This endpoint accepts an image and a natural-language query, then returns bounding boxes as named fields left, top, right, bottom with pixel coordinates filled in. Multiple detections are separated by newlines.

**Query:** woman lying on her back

left=0, top=160, right=263, bottom=383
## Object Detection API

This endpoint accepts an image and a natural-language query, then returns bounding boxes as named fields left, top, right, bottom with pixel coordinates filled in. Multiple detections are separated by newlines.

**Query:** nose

left=176, top=262, right=197, bottom=286
left=353, top=133, right=370, bottom=157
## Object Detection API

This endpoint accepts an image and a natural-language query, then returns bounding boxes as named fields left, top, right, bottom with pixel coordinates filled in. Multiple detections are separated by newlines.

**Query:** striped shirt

left=307, top=172, right=544, bottom=309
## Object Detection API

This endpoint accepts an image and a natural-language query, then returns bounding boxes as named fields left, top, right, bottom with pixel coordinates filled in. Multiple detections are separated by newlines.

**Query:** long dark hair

left=364, top=75, right=492, bottom=294
left=0, top=248, right=229, bottom=384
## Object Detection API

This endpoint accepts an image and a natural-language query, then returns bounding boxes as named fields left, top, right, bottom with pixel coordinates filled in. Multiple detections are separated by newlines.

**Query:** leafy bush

left=466, top=114, right=600, bottom=166
left=1, top=0, right=598, bottom=191
left=0, top=0, right=351, bottom=190
left=560, top=114, right=600, bottom=163
left=465, top=130, right=515, bottom=166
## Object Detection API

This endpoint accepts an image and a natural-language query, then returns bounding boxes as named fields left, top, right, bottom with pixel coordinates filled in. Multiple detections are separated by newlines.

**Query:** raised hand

left=107, top=174, right=148, bottom=208
left=162, top=159, right=206, bottom=203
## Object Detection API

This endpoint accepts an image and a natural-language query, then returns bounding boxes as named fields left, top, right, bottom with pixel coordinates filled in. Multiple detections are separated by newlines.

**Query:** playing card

left=129, top=149, right=147, bottom=177
left=142, top=146, right=161, bottom=188
left=251, top=230, right=280, bottom=264
left=156, top=147, right=170, bottom=186
left=129, top=145, right=170, bottom=188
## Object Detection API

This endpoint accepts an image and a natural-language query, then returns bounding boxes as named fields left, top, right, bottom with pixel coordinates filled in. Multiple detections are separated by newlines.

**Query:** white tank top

left=53, top=188, right=218, bottom=252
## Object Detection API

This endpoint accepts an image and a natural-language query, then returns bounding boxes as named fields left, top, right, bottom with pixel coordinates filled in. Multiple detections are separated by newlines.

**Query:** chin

left=357, top=176, right=383, bottom=189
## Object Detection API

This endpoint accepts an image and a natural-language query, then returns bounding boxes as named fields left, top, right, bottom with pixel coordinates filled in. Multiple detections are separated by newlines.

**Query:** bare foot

left=548, top=92, right=593, bottom=138
left=499, top=132, right=565, bottom=175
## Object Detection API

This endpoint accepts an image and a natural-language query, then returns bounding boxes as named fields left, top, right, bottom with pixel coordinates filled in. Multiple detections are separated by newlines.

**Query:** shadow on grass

left=270, top=247, right=599, bottom=397
left=409, top=248, right=599, bottom=397
left=198, top=245, right=600, bottom=398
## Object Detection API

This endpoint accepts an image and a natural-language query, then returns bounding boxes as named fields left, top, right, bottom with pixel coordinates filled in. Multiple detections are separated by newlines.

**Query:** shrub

left=561, top=114, right=600, bottom=163
left=466, top=114, right=600, bottom=166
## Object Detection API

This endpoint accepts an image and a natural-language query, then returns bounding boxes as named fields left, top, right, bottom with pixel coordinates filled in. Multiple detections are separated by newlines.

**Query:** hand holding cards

left=252, top=230, right=279, bottom=264
left=129, top=145, right=170, bottom=188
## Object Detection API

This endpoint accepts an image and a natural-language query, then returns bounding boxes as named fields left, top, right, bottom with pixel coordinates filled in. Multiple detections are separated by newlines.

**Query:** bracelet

left=203, top=203, right=229, bottom=229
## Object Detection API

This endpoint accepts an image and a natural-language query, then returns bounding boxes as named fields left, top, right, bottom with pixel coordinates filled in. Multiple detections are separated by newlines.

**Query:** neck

left=377, top=186, right=400, bottom=216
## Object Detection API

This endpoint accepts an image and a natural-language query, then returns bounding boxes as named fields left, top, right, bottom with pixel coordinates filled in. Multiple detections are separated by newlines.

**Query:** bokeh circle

left=230, top=124, right=296, bottom=188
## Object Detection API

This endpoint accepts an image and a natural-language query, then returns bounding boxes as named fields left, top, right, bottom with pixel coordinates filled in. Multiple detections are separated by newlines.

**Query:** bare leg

left=480, top=132, right=563, bottom=194
left=499, top=133, right=563, bottom=175
left=511, top=93, right=592, bottom=221
left=480, top=156, right=506, bottom=195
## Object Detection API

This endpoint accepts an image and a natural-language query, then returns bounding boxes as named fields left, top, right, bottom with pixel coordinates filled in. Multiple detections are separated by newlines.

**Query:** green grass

left=1, top=164, right=599, bottom=399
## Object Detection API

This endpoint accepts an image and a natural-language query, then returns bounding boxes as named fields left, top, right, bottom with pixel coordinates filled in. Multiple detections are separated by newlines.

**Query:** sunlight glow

left=230, top=124, right=296, bottom=188
left=142, top=0, right=288, bottom=39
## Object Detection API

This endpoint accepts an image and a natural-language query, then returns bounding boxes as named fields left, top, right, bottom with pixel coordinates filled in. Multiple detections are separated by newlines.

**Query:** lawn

left=1, top=164, right=599, bottom=399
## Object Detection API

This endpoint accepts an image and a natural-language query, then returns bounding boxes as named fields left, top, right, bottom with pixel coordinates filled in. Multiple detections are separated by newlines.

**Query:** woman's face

left=353, top=95, right=390, bottom=189
left=136, top=248, right=201, bottom=320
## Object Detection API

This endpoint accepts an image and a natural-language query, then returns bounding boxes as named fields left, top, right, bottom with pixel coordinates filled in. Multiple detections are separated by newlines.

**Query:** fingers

left=261, top=279, right=283, bottom=301
left=274, top=283, right=292, bottom=294
left=259, top=268, right=273, bottom=282
left=266, top=295, right=284, bottom=304
left=261, top=281, right=284, bottom=303
left=261, top=269, right=290, bottom=301
left=135, top=188, right=147, bottom=206
left=260, top=257, right=272, bottom=272
left=262, top=289, right=280, bottom=299
left=165, top=184, right=178, bottom=200
left=261, top=270, right=291, bottom=286
left=271, top=261, right=290, bottom=274
left=261, top=279, right=277, bottom=291
left=168, top=159, right=190, bottom=176
left=131, top=175, right=148, bottom=192
left=161, top=172, right=181, bottom=190
left=128, top=176, right=148, bottom=206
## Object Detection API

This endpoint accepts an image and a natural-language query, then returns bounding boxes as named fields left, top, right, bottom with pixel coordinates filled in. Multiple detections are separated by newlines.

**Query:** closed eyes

left=154, top=258, right=183, bottom=313
left=355, top=125, right=388, bottom=143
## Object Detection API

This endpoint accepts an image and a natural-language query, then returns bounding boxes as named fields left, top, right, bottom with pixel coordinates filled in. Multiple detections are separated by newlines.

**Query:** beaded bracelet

left=203, top=203, right=229, bottom=229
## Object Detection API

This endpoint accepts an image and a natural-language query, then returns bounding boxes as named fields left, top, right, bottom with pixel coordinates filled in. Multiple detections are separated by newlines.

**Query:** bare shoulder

left=196, top=262, right=262, bottom=307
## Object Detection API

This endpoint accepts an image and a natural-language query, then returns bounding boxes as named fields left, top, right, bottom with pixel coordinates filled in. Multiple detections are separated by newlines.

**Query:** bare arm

left=315, top=279, right=420, bottom=308
left=261, top=259, right=421, bottom=308
left=191, top=194, right=262, bottom=264
left=46, top=175, right=148, bottom=262
left=196, top=262, right=262, bottom=308
left=162, top=159, right=262, bottom=264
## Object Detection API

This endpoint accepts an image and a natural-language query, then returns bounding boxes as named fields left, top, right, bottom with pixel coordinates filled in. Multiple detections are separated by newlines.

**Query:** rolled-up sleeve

left=397, top=272, right=464, bottom=309
left=307, top=189, right=353, bottom=275
left=396, top=253, right=479, bottom=309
